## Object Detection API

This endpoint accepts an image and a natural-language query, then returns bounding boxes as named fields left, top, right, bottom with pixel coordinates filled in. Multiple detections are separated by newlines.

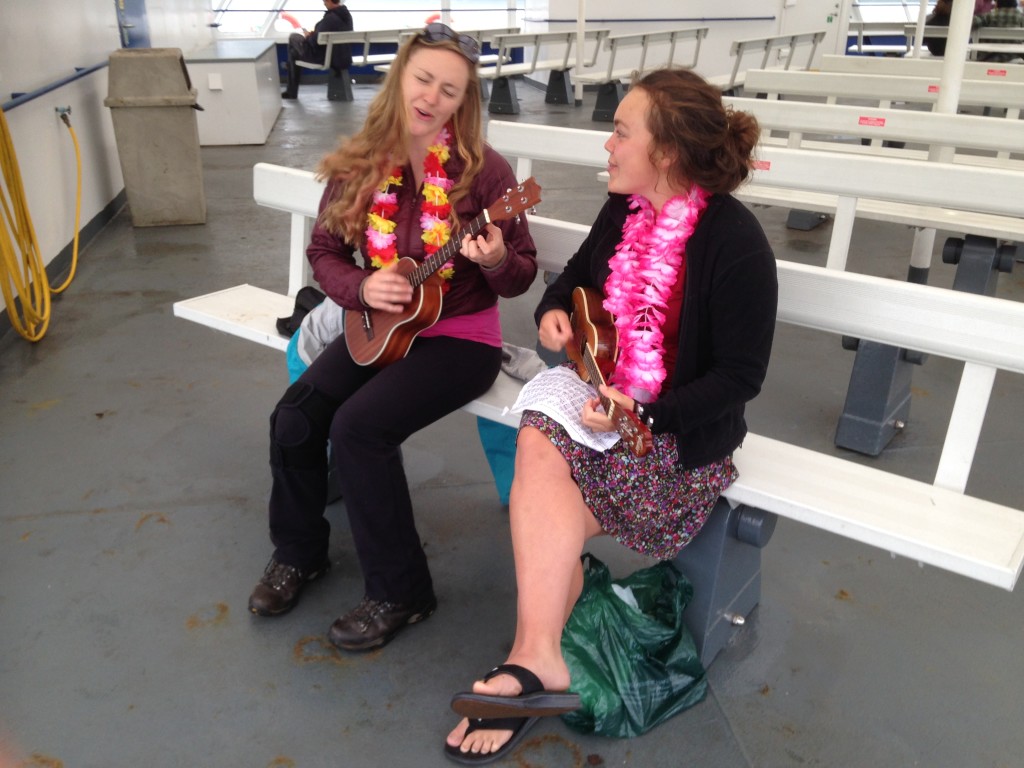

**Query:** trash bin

left=104, top=48, right=206, bottom=226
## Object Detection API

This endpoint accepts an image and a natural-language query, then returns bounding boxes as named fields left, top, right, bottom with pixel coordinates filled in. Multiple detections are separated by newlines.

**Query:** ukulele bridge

left=360, top=310, right=374, bottom=339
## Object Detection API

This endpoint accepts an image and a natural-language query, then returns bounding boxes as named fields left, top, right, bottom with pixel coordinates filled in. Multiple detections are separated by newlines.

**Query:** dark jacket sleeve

left=313, top=5, right=354, bottom=70
left=306, top=180, right=370, bottom=310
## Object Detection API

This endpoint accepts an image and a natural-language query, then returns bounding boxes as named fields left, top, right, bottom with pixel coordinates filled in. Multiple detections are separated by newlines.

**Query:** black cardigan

left=535, top=192, right=778, bottom=468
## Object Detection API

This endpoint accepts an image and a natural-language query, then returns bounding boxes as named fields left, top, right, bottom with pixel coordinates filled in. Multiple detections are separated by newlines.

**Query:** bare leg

left=447, top=426, right=603, bottom=757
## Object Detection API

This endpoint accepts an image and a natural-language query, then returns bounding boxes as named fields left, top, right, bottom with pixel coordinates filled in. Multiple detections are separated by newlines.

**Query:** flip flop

left=450, top=663, right=581, bottom=719
left=443, top=715, right=539, bottom=765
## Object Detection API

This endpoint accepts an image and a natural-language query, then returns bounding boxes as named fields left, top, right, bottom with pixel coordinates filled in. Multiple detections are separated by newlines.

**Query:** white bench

left=904, top=24, right=1024, bottom=59
left=845, top=20, right=909, bottom=57
left=572, top=27, right=709, bottom=121
left=820, top=52, right=1024, bottom=82
left=475, top=29, right=610, bottom=114
left=706, top=30, right=826, bottom=94
left=171, top=160, right=1024, bottom=600
left=300, top=27, right=446, bottom=100
left=721, top=95, right=1024, bottom=170
left=485, top=120, right=1024, bottom=272
left=741, top=68, right=1024, bottom=119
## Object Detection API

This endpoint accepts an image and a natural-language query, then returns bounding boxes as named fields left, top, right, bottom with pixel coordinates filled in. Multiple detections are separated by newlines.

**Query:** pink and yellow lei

left=603, top=187, right=709, bottom=403
left=365, top=127, right=456, bottom=286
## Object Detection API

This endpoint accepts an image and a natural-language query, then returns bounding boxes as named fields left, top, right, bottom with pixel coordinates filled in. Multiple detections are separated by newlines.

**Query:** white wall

left=1, top=0, right=214, bottom=272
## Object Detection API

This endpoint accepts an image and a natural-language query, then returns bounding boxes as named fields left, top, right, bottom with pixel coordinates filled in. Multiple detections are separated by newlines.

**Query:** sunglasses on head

left=418, top=22, right=481, bottom=63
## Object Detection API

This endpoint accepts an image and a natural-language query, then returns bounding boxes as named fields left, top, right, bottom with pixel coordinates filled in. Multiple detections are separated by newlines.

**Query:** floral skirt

left=519, top=409, right=738, bottom=560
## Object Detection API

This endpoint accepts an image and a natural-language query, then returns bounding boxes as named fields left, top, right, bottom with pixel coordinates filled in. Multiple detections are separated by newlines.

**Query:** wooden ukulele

left=567, top=286, right=654, bottom=458
left=344, top=178, right=542, bottom=368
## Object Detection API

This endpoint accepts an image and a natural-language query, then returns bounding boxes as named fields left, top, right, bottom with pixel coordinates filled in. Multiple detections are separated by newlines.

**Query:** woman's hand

left=538, top=308, right=572, bottom=353
left=460, top=224, right=507, bottom=269
left=582, top=384, right=634, bottom=433
left=359, top=267, right=413, bottom=313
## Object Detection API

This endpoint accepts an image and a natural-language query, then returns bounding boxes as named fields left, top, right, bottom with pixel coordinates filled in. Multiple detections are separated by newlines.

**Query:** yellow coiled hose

left=1, top=107, right=82, bottom=342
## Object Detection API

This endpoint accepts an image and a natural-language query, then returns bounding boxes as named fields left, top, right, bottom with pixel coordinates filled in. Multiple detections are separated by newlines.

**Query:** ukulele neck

left=405, top=211, right=490, bottom=288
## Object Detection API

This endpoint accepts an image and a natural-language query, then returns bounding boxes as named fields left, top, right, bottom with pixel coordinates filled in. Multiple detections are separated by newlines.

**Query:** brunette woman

left=445, top=68, right=777, bottom=763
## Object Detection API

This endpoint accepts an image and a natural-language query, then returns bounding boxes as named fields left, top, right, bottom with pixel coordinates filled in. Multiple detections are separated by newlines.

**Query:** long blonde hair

left=316, top=32, right=484, bottom=245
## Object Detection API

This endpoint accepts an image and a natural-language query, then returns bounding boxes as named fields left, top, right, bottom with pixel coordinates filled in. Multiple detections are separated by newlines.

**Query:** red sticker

left=859, top=116, right=886, bottom=127
left=986, top=69, right=1007, bottom=77
left=927, top=84, right=940, bottom=93
left=753, top=160, right=771, bottom=171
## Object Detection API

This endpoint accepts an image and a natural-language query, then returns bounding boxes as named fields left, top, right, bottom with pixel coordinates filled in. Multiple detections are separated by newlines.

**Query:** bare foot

left=445, top=670, right=524, bottom=757
left=445, top=661, right=570, bottom=758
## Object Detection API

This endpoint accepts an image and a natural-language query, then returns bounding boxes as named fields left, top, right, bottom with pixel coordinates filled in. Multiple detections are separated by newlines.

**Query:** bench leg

left=591, top=81, right=624, bottom=122
left=487, top=76, right=520, bottom=115
left=327, top=68, right=353, bottom=102
left=673, top=499, right=777, bottom=669
left=835, top=341, right=916, bottom=456
left=785, top=209, right=828, bottom=231
left=545, top=69, right=573, bottom=105
left=943, top=234, right=1017, bottom=297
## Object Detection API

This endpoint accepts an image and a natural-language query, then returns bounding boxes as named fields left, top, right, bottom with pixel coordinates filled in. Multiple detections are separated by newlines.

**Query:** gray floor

left=3, top=78, right=1024, bottom=768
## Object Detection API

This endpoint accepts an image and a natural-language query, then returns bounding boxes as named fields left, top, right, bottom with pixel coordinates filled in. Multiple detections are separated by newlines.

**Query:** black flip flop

left=443, top=715, right=539, bottom=765
left=450, top=663, right=581, bottom=719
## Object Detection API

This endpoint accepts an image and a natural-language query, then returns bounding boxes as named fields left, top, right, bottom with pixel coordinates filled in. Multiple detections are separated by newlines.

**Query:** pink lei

left=603, top=188, right=709, bottom=403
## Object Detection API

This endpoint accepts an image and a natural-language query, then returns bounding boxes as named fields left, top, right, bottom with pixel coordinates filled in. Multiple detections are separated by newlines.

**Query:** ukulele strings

left=407, top=212, right=488, bottom=287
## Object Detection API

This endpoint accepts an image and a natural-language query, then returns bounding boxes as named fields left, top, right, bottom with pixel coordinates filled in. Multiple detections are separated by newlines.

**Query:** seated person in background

left=444, top=68, right=778, bottom=764
left=925, top=0, right=955, bottom=56
left=283, top=0, right=353, bottom=99
left=974, top=0, right=1024, bottom=61
left=975, top=0, right=996, bottom=14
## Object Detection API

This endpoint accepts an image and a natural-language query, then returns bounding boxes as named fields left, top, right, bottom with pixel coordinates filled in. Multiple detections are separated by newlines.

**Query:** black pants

left=284, top=32, right=314, bottom=95
left=268, top=332, right=502, bottom=605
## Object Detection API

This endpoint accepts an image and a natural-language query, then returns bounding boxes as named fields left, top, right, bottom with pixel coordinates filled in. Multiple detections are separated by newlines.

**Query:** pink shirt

left=418, top=302, right=502, bottom=347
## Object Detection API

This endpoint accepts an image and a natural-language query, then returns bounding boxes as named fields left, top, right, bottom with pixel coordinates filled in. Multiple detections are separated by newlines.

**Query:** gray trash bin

left=104, top=48, right=207, bottom=226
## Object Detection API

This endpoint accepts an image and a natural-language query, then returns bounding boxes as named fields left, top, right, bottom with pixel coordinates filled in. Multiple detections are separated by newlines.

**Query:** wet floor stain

left=293, top=636, right=348, bottom=666
left=19, top=755, right=64, bottom=768
left=28, top=399, right=61, bottom=412
left=513, top=733, right=584, bottom=767
left=135, top=512, right=170, bottom=531
left=186, top=602, right=229, bottom=630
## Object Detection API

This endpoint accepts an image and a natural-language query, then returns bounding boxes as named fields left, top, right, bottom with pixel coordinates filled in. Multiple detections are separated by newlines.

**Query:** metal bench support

left=591, top=81, right=625, bottom=122
left=327, top=68, right=353, bottom=102
left=673, top=499, right=777, bottom=668
left=544, top=70, right=573, bottom=105
left=487, top=76, right=520, bottom=115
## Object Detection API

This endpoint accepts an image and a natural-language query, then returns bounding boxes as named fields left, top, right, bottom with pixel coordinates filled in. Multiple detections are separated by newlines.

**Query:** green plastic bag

left=560, top=553, right=707, bottom=738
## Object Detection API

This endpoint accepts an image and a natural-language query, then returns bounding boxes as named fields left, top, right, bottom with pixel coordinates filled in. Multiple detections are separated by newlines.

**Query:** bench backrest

left=587, top=27, right=708, bottom=80
left=717, top=30, right=826, bottom=91
left=484, top=120, right=1024, bottom=219
left=820, top=53, right=1024, bottom=84
left=486, top=28, right=610, bottom=75
left=722, top=95, right=1024, bottom=157
left=905, top=24, right=1024, bottom=43
left=743, top=69, right=1024, bottom=115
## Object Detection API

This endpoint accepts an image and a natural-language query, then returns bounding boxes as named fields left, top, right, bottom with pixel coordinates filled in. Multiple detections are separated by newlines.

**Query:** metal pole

left=911, top=0, right=929, bottom=58
left=576, top=0, right=586, bottom=104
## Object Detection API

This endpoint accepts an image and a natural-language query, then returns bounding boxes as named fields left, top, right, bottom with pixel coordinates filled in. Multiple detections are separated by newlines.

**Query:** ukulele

left=344, top=178, right=542, bottom=368
left=567, top=286, right=654, bottom=458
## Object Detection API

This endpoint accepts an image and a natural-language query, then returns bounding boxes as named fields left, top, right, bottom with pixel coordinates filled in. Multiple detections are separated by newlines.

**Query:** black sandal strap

left=482, top=663, right=543, bottom=695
